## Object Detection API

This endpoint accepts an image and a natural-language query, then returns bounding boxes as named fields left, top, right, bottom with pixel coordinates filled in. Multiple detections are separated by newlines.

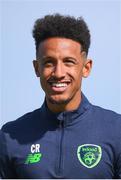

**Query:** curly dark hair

left=32, top=14, right=90, bottom=55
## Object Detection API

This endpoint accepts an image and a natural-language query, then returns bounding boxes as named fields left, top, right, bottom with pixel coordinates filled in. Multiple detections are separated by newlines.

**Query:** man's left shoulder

left=91, top=104, right=121, bottom=122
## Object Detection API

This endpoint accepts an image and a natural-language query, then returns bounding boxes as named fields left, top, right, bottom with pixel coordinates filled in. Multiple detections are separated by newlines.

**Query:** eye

left=44, top=60, right=53, bottom=66
left=64, top=58, right=77, bottom=66
left=41, top=58, right=55, bottom=67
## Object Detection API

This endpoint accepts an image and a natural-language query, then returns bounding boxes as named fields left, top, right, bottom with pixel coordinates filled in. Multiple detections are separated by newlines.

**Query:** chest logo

left=77, top=144, right=102, bottom=168
left=25, top=144, right=42, bottom=164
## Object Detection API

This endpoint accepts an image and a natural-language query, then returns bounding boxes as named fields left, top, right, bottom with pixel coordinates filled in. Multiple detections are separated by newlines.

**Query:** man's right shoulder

left=1, top=108, right=41, bottom=133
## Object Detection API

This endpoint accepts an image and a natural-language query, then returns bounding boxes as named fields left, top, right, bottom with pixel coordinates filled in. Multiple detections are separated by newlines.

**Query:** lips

left=48, top=80, right=71, bottom=93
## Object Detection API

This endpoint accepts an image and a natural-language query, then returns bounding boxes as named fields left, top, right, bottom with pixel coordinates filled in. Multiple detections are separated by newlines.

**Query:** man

left=0, top=14, right=121, bottom=179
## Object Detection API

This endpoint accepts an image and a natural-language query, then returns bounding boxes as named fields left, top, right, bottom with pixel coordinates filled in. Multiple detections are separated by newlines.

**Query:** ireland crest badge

left=77, top=144, right=102, bottom=168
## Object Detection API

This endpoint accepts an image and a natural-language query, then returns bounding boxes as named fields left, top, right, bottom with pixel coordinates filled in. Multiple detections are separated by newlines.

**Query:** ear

left=33, top=60, right=40, bottom=77
left=82, top=59, right=92, bottom=78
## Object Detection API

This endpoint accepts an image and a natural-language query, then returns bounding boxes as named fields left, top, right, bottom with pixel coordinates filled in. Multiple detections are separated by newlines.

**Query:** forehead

left=37, top=37, right=81, bottom=56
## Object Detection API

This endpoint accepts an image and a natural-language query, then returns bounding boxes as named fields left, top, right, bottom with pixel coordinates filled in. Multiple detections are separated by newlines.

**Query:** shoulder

left=0, top=130, right=6, bottom=144
left=92, top=104, right=121, bottom=117
left=90, top=104, right=121, bottom=125
left=1, top=108, right=41, bottom=136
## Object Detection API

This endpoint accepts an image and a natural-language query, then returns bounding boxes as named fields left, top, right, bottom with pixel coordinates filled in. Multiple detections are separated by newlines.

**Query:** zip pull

left=59, top=120, right=64, bottom=128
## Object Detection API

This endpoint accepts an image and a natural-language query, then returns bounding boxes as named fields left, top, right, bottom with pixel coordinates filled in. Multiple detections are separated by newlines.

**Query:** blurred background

left=0, top=0, right=121, bottom=127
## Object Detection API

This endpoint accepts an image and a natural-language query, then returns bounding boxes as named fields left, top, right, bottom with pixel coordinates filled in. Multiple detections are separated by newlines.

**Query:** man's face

left=33, top=37, right=92, bottom=107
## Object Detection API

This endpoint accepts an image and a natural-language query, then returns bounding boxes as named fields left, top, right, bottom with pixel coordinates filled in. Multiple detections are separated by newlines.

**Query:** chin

left=47, top=96, right=71, bottom=105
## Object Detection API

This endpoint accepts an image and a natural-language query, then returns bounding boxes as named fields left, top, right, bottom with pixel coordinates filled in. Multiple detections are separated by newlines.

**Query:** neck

left=46, top=92, right=82, bottom=113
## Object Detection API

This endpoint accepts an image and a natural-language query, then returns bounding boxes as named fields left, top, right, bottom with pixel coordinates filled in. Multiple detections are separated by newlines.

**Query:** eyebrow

left=63, top=57, right=77, bottom=61
left=38, top=56, right=78, bottom=61
left=38, top=56, right=55, bottom=60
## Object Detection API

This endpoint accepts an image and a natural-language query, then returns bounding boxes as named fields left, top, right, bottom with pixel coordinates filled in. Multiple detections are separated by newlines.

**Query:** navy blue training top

left=0, top=93, right=121, bottom=179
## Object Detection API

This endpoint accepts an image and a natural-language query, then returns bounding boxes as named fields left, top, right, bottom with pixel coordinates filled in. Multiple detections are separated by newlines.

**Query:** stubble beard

left=47, top=96, right=73, bottom=105
left=46, top=90, right=80, bottom=105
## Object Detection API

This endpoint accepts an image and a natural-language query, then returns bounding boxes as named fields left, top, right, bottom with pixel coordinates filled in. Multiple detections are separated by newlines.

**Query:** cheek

left=70, top=66, right=83, bottom=79
left=40, top=68, right=52, bottom=80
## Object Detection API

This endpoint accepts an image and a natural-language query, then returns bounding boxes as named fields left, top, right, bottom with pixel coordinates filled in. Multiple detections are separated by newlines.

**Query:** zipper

left=58, top=119, right=64, bottom=176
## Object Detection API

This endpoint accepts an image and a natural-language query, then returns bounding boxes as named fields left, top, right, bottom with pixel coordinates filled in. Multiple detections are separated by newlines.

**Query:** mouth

left=48, top=80, right=71, bottom=93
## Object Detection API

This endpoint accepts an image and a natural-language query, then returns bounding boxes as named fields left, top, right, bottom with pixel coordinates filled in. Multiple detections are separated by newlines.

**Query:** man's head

left=32, top=14, right=92, bottom=112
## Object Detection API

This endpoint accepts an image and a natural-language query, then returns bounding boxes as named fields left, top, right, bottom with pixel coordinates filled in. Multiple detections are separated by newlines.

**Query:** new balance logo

left=25, top=153, right=42, bottom=164
left=25, top=144, right=42, bottom=164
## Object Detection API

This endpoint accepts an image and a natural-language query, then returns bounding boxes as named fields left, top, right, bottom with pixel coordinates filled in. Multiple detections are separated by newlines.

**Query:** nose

left=52, top=62, right=66, bottom=79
